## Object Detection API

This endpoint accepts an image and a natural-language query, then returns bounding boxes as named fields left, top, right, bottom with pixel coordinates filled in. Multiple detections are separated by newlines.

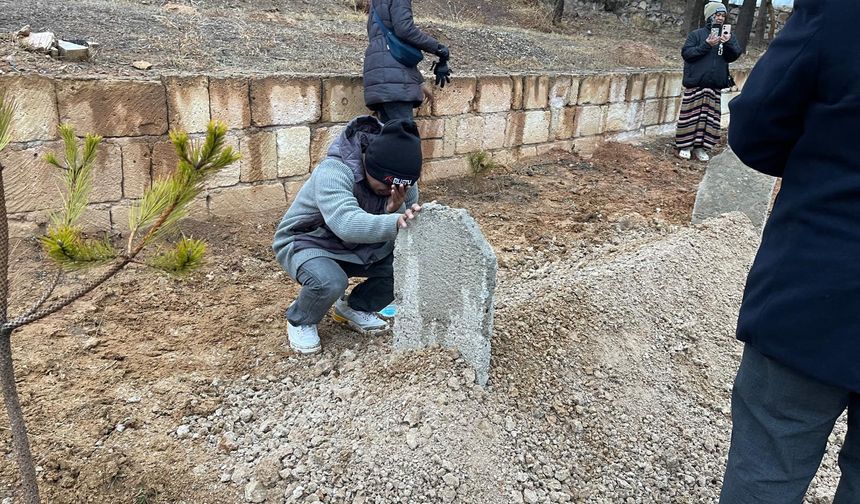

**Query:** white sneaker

left=678, top=148, right=692, bottom=160
left=693, top=148, right=710, bottom=162
left=332, top=297, right=389, bottom=334
left=287, top=322, right=321, bottom=354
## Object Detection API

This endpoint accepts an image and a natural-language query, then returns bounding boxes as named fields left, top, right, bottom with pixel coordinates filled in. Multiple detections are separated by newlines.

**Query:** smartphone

left=722, top=24, right=732, bottom=37
left=710, top=26, right=721, bottom=39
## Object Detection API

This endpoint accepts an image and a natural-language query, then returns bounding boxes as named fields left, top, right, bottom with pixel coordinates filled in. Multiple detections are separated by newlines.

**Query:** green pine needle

left=44, top=124, right=103, bottom=228
left=147, top=237, right=206, bottom=276
left=40, top=225, right=116, bottom=270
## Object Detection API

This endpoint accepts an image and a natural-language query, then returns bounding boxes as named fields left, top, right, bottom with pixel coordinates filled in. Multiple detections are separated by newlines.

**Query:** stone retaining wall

left=0, top=68, right=749, bottom=237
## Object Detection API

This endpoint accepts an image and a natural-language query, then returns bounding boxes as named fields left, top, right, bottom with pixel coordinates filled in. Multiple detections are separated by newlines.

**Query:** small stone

left=439, top=486, right=456, bottom=503
left=16, top=25, right=30, bottom=37
left=313, top=358, right=334, bottom=377
left=255, top=457, right=281, bottom=487
left=239, top=408, right=254, bottom=422
left=505, top=416, right=516, bottom=432
left=406, top=429, right=419, bottom=450
left=132, top=60, right=153, bottom=70
left=555, top=468, right=570, bottom=482
left=523, top=488, right=539, bottom=504
left=447, top=376, right=461, bottom=390
left=232, top=465, right=251, bottom=485
left=126, top=396, right=142, bottom=403
left=442, top=473, right=460, bottom=488
left=334, top=387, right=356, bottom=401
left=20, top=32, right=55, bottom=53
left=57, top=40, right=89, bottom=61
left=244, top=479, right=267, bottom=503
left=175, top=425, right=191, bottom=438
left=403, top=410, right=422, bottom=427
left=83, top=337, right=102, bottom=350
left=342, top=349, right=357, bottom=362
left=115, top=423, right=126, bottom=433
left=462, top=367, right=476, bottom=384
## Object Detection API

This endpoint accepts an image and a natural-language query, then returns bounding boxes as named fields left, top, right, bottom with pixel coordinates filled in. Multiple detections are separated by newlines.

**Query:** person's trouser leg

left=719, top=345, right=850, bottom=504
left=377, top=101, right=415, bottom=123
left=835, top=394, right=860, bottom=503
left=286, top=257, right=349, bottom=326
left=338, top=254, right=394, bottom=313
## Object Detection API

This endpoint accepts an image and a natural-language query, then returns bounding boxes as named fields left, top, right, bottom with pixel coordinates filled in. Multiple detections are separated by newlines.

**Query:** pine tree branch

left=15, top=270, right=62, bottom=322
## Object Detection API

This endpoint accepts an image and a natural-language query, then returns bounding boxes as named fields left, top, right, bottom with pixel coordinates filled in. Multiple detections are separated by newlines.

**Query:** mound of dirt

left=176, top=213, right=845, bottom=503
left=612, top=41, right=667, bottom=68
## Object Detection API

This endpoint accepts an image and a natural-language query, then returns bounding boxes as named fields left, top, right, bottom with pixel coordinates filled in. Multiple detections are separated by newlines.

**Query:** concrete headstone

left=691, top=147, right=776, bottom=233
left=393, top=203, right=497, bottom=386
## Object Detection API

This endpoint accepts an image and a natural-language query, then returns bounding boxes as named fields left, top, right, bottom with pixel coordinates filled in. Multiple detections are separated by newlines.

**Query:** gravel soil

left=0, top=0, right=761, bottom=78
left=0, top=139, right=847, bottom=503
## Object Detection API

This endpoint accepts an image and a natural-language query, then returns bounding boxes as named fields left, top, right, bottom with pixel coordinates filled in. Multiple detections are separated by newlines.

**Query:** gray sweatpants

left=286, top=254, right=394, bottom=326
left=720, top=345, right=860, bottom=503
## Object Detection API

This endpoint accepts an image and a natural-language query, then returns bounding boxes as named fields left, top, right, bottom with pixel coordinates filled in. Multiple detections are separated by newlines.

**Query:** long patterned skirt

left=675, top=87, right=721, bottom=150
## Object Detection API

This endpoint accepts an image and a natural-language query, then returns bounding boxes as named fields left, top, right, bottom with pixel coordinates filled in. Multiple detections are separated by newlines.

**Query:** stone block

left=91, top=142, right=125, bottom=204
left=58, top=40, right=89, bottom=61
left=0, top=75, right=58, bottom=142
left=240, top=131, right=278, bottom=182
left=1, top=144, right=62, bottom=213
left=551, top=107, right=577, bottom=141
left=118, top=140, right=152, bottom=199
left=573, top=136, right=605, bottom=158
left=56, top=79, right=168, bottom=137
left=660, top=96, right=682, bottom=124
left=627, top=73, right=647, bottom=101
left=549, top=76, right=572, bottom=110
left=605, top=102, right=643, bottom=133
left=662, top=72, right=684, bottom=97
left=536, top=141, right=573, bottom=157
left=151, top=139, right=177, bottom=180
left=206, top=134, right=241, bottom=189
left=503, top=111, right=524, bottom=148
left=250, top=77, right=321, bottom=127
left=310, top=124, right=346, bottom=167
left=522, top=110, right=551, bottom=145
left=475, top=77, right=513, bottom=114
left=577, top=75, right=611, bottom=105
left=164, top=75, right=210, bottom=134
left=422, top=157, right=469, bottom=182
left=322, top=77, right=368, bottom=122
left=455, top=115, right=485, bottom=154
left=482, top=114, right=507, bottom=150
left=209, top=78, right=251, bottom=130
left=421, top=138, right=444, bottom=160
left=608, top=74, right=628, bottom=103
left=567, top=77, right=581, bottom=106
left=393, top=203, right=497, bottom=386
left=523, top=75, right=550, bottom=110
left=284, top=179, right=307, bottom=204
left=692, top=148, right=776, bottom=233
left=643, top=73, right=663, bottom=99
left=432, top=77, right=476, bottom=116
left=209, top=183, right=287, bottom=219
left=645, top=123, right=677, bottom=137
left=721, top=113, right=731, bottom=130
left=642, top=99, right=662, bottom=126
left=416, top=118, right=445, bottom=139
left=573, top=105, right=606, bottom=138
left=276, top=126, right=311, bottom=178
left=511, top=76, right=524, bottom=110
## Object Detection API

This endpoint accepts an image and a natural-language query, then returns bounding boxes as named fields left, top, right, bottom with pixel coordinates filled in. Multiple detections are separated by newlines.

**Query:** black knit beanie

left=364, top=119, right=422, bottom=186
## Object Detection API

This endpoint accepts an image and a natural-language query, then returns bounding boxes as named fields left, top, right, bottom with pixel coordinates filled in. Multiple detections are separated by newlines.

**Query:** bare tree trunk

left=768, top=2, right=777, bottom=41
left=682, top=0, right=707, bottom=34
left=552, top=0, right=565, bottom=24
left=0, top=164, right=41, bottom=504
left=735, top=0, right=757, bottom=52
left=753, top=0, right=771, bottom=47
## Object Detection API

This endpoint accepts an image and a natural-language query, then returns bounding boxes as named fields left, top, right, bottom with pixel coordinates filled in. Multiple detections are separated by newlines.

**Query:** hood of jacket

left=325, top=115, right=383, bottom=183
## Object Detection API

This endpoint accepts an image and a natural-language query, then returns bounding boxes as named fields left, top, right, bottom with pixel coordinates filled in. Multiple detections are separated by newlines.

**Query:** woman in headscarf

left=675, top=1, right=742, bottom=161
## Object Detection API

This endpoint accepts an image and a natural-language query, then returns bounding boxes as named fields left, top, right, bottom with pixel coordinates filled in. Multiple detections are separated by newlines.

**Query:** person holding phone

left=675, top=1, right=742, bottom=161
left=363, top=0, right=452, bottom=123
left=272, top=117, right=422, bottom=354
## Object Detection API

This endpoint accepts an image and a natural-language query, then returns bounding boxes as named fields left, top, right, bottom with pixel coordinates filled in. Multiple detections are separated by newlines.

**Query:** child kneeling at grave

left=272, top=117, right=423, bottom=354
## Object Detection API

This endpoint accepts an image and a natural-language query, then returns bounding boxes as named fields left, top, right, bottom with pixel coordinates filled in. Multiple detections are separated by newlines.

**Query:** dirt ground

left=0, top=0, right=760, bottom=77
left=0, top=137, right=716, bottom=502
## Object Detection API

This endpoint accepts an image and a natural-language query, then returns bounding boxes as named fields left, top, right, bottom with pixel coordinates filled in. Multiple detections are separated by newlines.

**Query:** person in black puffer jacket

left=674, top=1, right=741, bottom=162
left=363, top=0, right=450, bottom=123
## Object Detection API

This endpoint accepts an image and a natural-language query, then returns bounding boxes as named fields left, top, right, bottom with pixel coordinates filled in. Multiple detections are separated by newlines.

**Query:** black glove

left=431, top=59, right=452, bottom=88
left=435, top=44, right=450, bottom=61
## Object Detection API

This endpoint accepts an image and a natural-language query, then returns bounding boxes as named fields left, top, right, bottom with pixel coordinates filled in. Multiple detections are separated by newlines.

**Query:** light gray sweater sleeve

left=315, top=162, right=401, bottom=244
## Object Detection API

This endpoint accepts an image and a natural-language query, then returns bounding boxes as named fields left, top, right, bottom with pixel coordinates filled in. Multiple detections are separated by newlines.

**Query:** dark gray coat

left=363, top=0, right=441, bottom=108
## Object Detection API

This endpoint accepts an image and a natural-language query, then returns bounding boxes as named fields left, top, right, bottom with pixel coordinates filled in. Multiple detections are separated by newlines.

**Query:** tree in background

left=553, top=0, right=565, bottom=23
left=734, top=0, right=757, bottom=51
left=0, top=94, right=239, bottom=504
left=682, top=0, right=707, bottom=34
left=754, top=0, right=773, bottom=47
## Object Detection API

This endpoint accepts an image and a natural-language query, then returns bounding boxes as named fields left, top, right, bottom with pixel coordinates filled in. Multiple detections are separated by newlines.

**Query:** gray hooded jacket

left=363, top=0, right=441, bottom=108
left=272, top=116, right=419, bottom=278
